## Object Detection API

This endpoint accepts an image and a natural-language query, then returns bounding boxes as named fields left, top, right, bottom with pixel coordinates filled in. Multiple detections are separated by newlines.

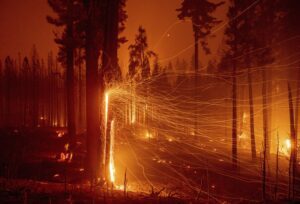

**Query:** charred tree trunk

left=78, top=49, right=83, bottom=132
left=262, top=67, right=268, bottom=200
left=85, top=0, right=103, bottom=183
left=105, top=112, right=112, bottom=182
left=0, top=63, right=2, bottom=127
left=295, top=66, right=300, bottom=179
left=287, top=83, right=296, bottom=200
left=247, top=66, right=256, bottom=160
left=274, top=131, right=279, bottom=200
left=66, top=0, right=76, bottom=148
left=32, top=59, right=39, bottom=127
left=101, top=0, right=120, bottom=181
left=194, top=31, right=199, bottom=73
left=232, top=61, right=237, bottom=169
left=194, top=32, right=199, bottom=137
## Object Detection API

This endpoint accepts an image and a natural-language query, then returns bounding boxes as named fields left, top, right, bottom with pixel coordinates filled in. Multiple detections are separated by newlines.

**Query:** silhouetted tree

left=101, top=0, right=127, bottom=182
left=253, top=1, right=278, bottom=199
left=279, top=3, right=300, bottom=192
left=177, top=0, right=224, bottom=73
left=102, top=0, right=127, bottom=84
left=222, top=0, right=241, bottom=169
left=31, top=45, right=40, bottom=127
left=4, top=57, right=14, bottom=127
left=83, top=0, right=103, bottom=183
left=0, top=60, right=3, bottom=126
left=128, top=26, right=156, bottom=82
left=152, top=57, right=161, bottom=78
left=287, top=83, right=296, bottom=200
left=47, top=0, right=83, bottom=148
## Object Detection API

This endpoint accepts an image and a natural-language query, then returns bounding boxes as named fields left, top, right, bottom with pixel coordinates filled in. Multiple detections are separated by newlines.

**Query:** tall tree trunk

left=101, top=0, right=119, bottom=181
left=248, top=66, right=256, bottom=160
left=194, top=32, right=199, bottom=137
left=274, top=131, right=279, bottom=200
left=32, top=58, right=39, bottom=128
left=232, top=61, right=237, bottom=168
left=194, top=32, right=199, bottom=73
left=0, top=63, right=3, bottom=127
left=262, top=67, right=268, bottom=200
left=78, top=49, right=83, bottom=132
left=85, top=0, right=103, bottom=183
left=294, top=67, right=300, bottom=179
left=287, top=83, right=296, bottom=200
left=66, top=0, right=76, bottom=148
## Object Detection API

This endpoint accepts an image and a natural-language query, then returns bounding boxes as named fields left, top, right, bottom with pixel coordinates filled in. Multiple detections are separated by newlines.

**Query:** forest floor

left=0, top=178, right=185, bottom=203
left=0, top=127, right=298, bottom=203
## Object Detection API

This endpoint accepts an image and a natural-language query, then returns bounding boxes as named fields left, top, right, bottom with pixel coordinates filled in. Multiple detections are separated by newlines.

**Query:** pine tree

left=152, top=57, right=161, bottom=78
left=31, top=45, right=40, bottom=127
left=101, top=0, right=127, bottom=182
left=177, top=0, right=224, bottom=73
left=253, top=1, right=278, bottom=199
left=47, top=0, right=83, bottom=149
left=102, top=0, right=127, bottom=84
left=280, top=2, right=300, bottom=189
left=83, top=0, right=104, bottom=183
left=4, top=57, right=13, bottom=127
left=128, top=26, right=156, bottom=82
left=222, top=0, right=241, bottom=169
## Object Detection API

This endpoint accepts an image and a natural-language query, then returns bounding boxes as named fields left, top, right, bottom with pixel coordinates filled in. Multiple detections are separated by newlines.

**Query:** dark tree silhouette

left=83, top=0, right=127, bottom=183
left=4, top=57, right=14, bottom=127
left=83, top=0, right=104, bottom=183
left=128, top=26, right=156, bottom=81
left=47, top=0, right=83, bottom=149
left=221, top=0, right=261, bottom=168
left=102, top=0, right=127, bottom=84
left=0, top=61, right=2, bottom=126
left=253, top=1, right=278, bottom=199
left=177, top=0, right=224, bottom=73
left=279, top=3, right=300, bottom=196
left=222, top=0, right=241, bottom=169
left=101, top=0, right=127, bottom=182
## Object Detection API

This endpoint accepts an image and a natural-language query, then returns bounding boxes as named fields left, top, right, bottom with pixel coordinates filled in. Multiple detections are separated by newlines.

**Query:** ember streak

left=0, top=0, right=300, bottom=203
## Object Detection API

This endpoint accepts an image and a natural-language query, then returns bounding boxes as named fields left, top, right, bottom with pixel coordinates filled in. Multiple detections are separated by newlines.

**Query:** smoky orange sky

left=0, top=0, right=227, bottom=73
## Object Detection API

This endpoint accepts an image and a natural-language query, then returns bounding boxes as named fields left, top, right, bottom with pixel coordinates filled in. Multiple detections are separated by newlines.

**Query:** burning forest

left=0, top=0, right=300, bottom=203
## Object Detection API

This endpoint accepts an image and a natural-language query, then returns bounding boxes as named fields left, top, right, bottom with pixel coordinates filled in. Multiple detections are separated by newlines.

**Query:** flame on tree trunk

left=101, top=0, right=120, bottom=182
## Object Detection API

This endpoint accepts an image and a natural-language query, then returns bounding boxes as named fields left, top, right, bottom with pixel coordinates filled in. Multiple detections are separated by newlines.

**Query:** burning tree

left=47, top=0, right=127, bottom=185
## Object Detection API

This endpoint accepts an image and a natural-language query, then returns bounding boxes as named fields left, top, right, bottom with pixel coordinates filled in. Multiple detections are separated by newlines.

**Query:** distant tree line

left=0, top=48, right=71, bottom=129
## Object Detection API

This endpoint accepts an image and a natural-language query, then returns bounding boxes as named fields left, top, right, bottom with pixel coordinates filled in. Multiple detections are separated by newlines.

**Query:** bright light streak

left=105, top=92, right=109, bottom=128
left=109, top=120, right=115, bottom=183
left=285, top=138, right=291, bottom=150
left=131, top=101, right=136, bottom=124
left=103, top=91, right=109, bottom=166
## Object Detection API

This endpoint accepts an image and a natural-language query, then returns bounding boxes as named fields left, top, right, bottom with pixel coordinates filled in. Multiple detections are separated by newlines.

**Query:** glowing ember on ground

left=56, top=131, right=64, bottom=138
left=53, top=174, right=59, bottom=178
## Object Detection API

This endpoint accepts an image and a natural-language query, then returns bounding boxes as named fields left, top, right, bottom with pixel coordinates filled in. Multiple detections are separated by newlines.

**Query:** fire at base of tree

left=0, top=0, right=300, bottom=203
